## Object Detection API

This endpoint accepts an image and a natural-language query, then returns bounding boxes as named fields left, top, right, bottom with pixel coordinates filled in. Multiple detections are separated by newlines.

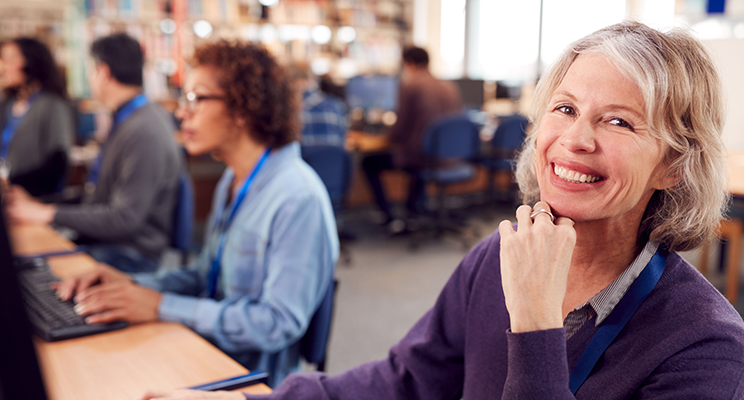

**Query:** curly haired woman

left=56, top=40, right=339, bottom=388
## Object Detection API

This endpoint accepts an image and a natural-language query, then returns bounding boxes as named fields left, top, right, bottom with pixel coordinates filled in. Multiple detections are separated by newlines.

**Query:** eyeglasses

left=178, top=92, right=225, bottom=112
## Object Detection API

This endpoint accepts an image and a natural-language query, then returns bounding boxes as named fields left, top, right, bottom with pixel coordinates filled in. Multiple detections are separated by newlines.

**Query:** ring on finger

left=530, top=208, right=555, bottom=223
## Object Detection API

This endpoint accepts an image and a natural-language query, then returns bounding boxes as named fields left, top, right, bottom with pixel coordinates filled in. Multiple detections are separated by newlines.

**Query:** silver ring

left=530, top=209, right=555, bottom=223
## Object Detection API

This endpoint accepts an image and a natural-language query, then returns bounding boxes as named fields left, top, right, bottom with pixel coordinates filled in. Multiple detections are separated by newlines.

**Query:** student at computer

left=362, top=47, right=461, bottom=233
left=289, top=62, right=347, bottom=148
left=6, top=33, right=181, bottom=273
left=0, top=37, right=72, bottom=197
left=56, top=40, right=338, bottom=388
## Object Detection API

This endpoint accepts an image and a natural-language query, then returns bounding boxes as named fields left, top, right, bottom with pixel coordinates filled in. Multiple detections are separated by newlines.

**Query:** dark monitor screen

left=0, top=210, right=49, bottom=400
left=449, top=79, right=484, bottom=108
left=495, top=80, right=523, bottom=101
left=345, top=75, right=398, bottom=111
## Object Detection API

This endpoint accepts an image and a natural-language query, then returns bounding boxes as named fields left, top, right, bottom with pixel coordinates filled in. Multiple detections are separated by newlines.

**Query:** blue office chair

left=415, top=114, right=480, bottom=248
left=299, top=278, right=339, bottom=372
left=71, top=99, right=96, bottom=144
left=301, top=146, right=352, bottom=212
left=479, top=114, right=529, bottom=202
left=301, top=145, right=353, bottom=265
left=171, top=171, right=195, bottom=265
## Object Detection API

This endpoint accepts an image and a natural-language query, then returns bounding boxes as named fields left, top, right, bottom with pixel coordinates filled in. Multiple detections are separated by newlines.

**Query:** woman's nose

left=560, top=117, right=596, bottom=153
left=174, top=106, right=186, bottom=121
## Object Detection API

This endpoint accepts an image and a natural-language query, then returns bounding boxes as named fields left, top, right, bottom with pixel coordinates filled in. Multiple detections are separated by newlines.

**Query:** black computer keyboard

left=15, top=257, right=127, bottom=342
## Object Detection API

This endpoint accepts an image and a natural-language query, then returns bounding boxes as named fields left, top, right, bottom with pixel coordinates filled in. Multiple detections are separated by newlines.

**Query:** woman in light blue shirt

left=57, top=40, right=339, bottom=388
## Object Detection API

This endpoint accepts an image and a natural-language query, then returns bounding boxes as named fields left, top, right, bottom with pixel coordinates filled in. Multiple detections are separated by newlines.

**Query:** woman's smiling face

left=535, top=53, right=672, bottom=225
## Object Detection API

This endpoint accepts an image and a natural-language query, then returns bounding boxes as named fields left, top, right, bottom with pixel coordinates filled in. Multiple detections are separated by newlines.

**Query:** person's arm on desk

left=55, top=263, right=162, bottom=324
left=5, top=185, right=57, bottom=224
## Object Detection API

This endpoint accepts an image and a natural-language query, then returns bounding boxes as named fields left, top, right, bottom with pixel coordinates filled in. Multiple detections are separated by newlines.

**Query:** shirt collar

left=581, top=241, right=660, bottom=326
left=225, top=141, right=300, bottom=193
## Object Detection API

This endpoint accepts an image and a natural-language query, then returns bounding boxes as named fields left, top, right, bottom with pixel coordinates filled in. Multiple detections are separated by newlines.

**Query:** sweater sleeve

left=11, top=97, right=72, bottom=198
left=242, top=236, right=494, bottom=400
left=502, top=329, right=575, bottom=399
left=52, top=129, right=167, bottom=240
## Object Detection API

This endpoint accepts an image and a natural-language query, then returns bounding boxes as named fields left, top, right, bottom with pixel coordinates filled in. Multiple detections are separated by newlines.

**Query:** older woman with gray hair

left=140, top=21, right=744, bottom=400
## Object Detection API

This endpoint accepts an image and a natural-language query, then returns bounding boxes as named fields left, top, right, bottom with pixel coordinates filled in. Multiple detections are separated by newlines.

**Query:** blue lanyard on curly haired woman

left=206, top=147, right=272, bottom=299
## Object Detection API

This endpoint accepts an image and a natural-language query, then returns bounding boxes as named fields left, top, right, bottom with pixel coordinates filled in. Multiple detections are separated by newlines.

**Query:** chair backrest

left=171, top=171, right=194, bottom=252
left=72, top=99, right=96, bottom=144
left=300, top=278, right=338, bottom=370
left=493, top=114, right=529, bottom=151
left=421, top=114, right=480, bottom=160
left=301, top=145, right=352, bottom=212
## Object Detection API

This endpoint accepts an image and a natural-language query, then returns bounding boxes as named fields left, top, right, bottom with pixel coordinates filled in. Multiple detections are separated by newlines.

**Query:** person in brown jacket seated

left=362, top=46, right=462, bottom=233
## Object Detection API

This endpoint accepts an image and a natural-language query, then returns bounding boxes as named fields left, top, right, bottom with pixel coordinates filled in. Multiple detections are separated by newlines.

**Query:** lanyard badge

left=206, top=148, right=272, bottom=299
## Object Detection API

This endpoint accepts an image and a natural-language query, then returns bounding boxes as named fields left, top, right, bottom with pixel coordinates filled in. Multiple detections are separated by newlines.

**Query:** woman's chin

left=541, top=202, right=593, bottom=222
left=182, top=142, right=209, bottom=158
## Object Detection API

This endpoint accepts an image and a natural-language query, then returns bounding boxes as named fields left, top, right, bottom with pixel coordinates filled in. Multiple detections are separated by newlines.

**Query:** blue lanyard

left=1, top=91, right=41, bottom=159
left=207, top=148, right=272, bottom=299
left=87, top=94, right=148, bottom=185
left=568, top=247, right=667, bottom=394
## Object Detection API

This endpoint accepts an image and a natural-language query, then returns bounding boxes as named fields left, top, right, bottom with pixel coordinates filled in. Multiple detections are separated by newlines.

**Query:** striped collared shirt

left=300, top=87, right=347, bottom=147
left=564, top=241, right=659, bottom=340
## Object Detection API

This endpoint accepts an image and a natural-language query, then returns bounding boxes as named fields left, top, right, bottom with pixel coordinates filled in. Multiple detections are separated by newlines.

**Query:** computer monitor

left=345, top=75, right=398, bottom=111
left=0, top=210, right=49, bottom=400
left=495, top=80, right=523, bottom=101
left=450, top=79, right=485, bottom=109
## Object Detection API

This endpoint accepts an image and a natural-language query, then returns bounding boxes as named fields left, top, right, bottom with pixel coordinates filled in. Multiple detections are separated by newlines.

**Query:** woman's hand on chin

left=498, top=201, right=576, bottom=333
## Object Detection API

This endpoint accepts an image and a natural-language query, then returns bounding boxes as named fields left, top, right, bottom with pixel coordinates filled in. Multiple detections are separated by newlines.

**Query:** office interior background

left=2, top=0, right=744, bottom=375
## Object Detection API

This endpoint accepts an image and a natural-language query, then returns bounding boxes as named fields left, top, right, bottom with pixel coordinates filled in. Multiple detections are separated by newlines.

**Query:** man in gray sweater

left=7, top=33, right=181, bottom=273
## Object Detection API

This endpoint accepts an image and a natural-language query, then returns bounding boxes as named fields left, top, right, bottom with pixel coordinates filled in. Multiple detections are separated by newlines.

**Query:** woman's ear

left=659, top=171, right=681, bottom=190
left=235, top=116, right=247, bottom=128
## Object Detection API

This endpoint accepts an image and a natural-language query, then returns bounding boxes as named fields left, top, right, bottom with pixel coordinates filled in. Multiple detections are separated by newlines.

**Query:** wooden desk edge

left=13, top=224, right=273, bottom=398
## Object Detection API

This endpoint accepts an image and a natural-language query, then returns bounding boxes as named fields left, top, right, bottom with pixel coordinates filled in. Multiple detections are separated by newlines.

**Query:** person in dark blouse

left=139, top=21, right=744, bottom=400
left=0, top=37, right=72, bottom=197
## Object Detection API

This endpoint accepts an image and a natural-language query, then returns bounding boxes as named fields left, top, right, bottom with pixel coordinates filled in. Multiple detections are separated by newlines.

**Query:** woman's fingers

left=498, top=219, right=516, bottom=238
left=55, top=276, right=80, bottom=302
left=499, top=201, right=577, bottom=332
left=515, top=204, right=534, bottom=231
left=555, top=216, right=575, bottom=227
left=530, top=201, right=554, bottom=224
left=85, top=308, right=127, bottom=325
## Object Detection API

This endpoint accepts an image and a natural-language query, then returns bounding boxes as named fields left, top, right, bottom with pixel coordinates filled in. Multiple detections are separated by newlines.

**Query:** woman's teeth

left=553, top=164, right=602, bottom=183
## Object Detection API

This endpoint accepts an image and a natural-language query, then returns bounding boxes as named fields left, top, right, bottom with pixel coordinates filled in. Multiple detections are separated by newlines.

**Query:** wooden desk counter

left=11, top=222, right=271, bottom=399
left=345, top=130, right=391, bottom=153
left=34, top=322, right=273, bottom=400
left=9, top=223, right=76, bottom=256
left=343, top=130, right=495, bottom=207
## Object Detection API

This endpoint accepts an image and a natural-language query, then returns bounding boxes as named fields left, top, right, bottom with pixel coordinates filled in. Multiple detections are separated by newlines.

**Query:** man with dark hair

left=8, top=33, right=182, bottom=273
left=362, top=46, right=462, bottom=232
left=90, top=33, right=145, bottom=86
left=402, top=46, right=430, bottom=67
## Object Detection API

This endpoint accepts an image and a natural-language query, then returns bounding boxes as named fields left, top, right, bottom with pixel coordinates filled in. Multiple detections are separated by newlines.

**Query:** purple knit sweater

left=247, top=233, right=744, bottom=399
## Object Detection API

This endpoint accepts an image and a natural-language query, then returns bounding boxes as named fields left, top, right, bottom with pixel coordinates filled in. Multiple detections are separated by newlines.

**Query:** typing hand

left=55, top=263, right=131, bottom=303
left=5, top=185, right=56, bottom=224
left=498, top=201, right=576, bottom=333
left=136, top=389, right=245, bottom=400
left=72, top=279, right=162, bottom=324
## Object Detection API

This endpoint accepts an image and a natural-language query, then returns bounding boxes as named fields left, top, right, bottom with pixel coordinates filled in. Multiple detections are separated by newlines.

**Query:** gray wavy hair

left=515, top=21, right=727, bottom=252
